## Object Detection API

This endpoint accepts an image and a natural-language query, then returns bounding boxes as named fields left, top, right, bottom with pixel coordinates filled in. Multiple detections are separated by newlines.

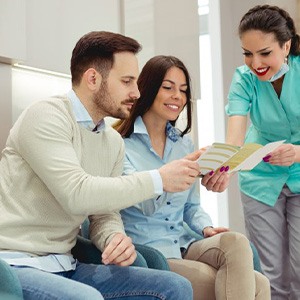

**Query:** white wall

left=11, top=68, right=71, bottom=123
left=25, top=0, right=121, bottom=74
left=0, top=0, right=121, bottom=151
left=123, top=0, right=200, bottom=100
left=0, top=64, right=12, bottom=150
left=0, top=0, right=26, bottom=64
left=0, top=0, right=25, bottom=150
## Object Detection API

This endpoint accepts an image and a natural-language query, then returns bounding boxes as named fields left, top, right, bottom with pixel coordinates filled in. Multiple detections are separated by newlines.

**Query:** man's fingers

left=102, top=234, right=123, bottom=261
left=159, top=159, right=200, bottom=193
left=184, top=150, right=202, bottom=161
left=110, top=244, right=136, bottom=266
left=102, top=234, right=136, bottom=265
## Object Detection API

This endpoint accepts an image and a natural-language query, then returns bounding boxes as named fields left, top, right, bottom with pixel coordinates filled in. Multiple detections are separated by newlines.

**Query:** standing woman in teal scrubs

left=226, top=5, right=300, bottom=299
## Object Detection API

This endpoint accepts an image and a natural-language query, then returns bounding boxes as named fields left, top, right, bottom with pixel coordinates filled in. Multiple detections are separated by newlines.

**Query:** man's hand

left=203, top=226, right=229, bottom=238
left=184, top=147, right=208, bottom=161
left=101, top=233, right=136, bottom=266
left=159, top=159, right=200, bottom=192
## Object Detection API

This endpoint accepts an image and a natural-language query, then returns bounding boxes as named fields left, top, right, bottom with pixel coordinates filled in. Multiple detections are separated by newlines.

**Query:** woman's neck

left=142, top=113, right=167, bottom=158
left=271, top=75, right=284, bottom=98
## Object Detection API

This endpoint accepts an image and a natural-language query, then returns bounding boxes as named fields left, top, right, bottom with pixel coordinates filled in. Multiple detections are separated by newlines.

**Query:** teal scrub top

left=226, top=55, right=300, bottom=206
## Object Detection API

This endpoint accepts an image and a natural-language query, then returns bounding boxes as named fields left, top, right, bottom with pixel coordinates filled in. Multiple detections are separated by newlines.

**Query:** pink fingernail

left=220, top=166, right=225, bottom=172
left=225, top=166, right=229, bottom=172
left=209, top=171, right=214, bottom=176
left=263, top=155, right=271, bottom=161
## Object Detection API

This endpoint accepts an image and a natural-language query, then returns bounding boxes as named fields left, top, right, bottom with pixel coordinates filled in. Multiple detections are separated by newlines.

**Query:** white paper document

left=198, top=140, right=285, bottom=175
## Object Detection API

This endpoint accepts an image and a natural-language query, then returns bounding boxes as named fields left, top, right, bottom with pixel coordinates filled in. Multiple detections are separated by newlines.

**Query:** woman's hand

left=203, top=226, right=229, bottom=238
left=201, top=167, right=231, bottom=193
left=263, top=144, right=296, bottom=166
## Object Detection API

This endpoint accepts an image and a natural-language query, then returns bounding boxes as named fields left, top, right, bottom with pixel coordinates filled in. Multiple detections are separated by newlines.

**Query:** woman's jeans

left=13, top=262, right=193, bottom=300
left=168, top=232, right=270, bottom=300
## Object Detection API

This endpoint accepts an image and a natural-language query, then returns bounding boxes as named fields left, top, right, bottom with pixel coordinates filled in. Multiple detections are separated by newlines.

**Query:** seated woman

left=115, top=55, right=270, bottom=300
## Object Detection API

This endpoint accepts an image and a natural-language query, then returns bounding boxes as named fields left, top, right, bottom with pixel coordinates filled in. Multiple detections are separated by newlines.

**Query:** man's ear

left=84, top=68, right=102, bottom=91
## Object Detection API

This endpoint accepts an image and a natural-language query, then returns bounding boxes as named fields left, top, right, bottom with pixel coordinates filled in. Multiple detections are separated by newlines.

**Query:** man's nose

left=130, top=84, right=140, bottom=99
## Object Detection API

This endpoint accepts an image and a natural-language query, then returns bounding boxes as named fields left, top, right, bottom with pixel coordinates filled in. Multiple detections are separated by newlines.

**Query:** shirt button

left=174, top=240, right=178, bottom=244
left=167, top=201, right=171, bottom=205
left=170, top=226, right=174, bottom=230
left=165, top=218, right=169, bottom=221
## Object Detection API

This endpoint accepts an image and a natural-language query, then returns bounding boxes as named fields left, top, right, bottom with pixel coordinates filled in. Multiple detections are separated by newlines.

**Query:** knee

left=64, top=285, right=104, bottom=300
left=164, top=272, right=193, bottom=299
left=255, top=271, right=271, bottom=298
left=23, top=284, right=104, bottom=300
left=220, top=232, right=252, bottom=259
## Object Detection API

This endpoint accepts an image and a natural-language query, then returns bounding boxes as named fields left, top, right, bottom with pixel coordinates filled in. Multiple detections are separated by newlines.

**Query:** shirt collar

left=133, top=116, right=149, bottom=135
left=133, top=116, right=180, bottom=143
left=166, top=122, right=180, bottom=142
left=67, top=89, right=105, bottom=132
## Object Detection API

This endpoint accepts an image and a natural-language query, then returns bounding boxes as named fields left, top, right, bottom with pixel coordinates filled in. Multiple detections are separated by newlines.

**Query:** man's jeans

left=13, top=262, right=192, bottom=299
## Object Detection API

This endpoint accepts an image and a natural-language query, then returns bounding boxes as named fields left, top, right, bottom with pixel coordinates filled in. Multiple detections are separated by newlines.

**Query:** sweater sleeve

left=89, top=212, right=125, bottom=251
left=15, top=100, right=156, bottom=216
left=89, top=138, right=126, bottom=251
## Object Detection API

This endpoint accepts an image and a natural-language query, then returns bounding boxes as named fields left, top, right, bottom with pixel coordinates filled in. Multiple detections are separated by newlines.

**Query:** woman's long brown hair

left=115, top=55, right=193, bottom=138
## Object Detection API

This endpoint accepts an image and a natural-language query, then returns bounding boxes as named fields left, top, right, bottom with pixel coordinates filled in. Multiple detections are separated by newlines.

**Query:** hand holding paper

left=198, top=140, right=285, bottom=175
left=263, top=143, right=297, bottom=166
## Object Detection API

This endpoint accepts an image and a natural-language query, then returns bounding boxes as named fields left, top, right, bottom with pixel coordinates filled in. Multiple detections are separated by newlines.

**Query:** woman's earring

left=284, top=56, right=288, bottom=64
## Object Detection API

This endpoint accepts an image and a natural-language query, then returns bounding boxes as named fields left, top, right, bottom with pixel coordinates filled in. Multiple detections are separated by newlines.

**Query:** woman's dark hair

left=71, top=31, right=142, bottom=85
left=239, top=5, right=300, bottom=55
left=116, top=55, right=192, bottom=138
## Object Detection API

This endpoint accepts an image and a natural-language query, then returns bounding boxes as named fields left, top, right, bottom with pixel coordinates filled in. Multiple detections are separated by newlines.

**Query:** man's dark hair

left=71, top=31, right=142, bottom=85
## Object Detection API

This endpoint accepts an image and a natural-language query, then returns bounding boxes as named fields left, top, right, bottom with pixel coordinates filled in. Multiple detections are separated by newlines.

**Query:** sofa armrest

left=135, top=244, right=170, bottom=271
left=0, top=258, right=23, bottom=299
left=72, top=235, right=148, bottom=268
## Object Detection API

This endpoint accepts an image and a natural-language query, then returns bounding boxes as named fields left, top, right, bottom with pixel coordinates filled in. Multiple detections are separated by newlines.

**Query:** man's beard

left=93, top=81, right=134, bottom=120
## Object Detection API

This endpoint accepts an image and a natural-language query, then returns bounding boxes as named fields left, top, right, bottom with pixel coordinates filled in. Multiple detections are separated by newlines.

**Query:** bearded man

left=0, top=31, right=200, bottom=300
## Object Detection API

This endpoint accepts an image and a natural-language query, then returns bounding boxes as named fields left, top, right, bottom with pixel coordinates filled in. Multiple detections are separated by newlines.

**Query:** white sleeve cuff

left=149, top=170, right=163, bottom=195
